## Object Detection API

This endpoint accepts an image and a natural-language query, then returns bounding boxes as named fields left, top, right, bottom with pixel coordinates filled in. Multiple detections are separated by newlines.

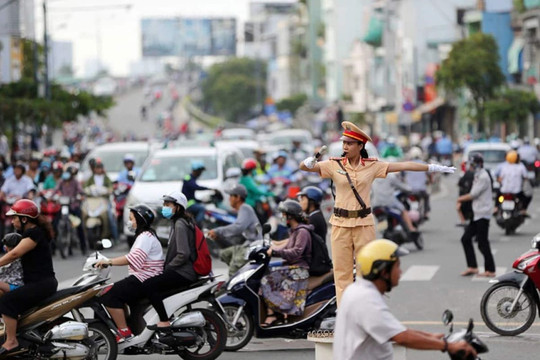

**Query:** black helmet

left=469, top=153, right=484, bottom=166
left=129, top=204, right=155, bottom=227
left=2, top=233, right=22, bottom=249
left=278, top=199, right=304, bottom=218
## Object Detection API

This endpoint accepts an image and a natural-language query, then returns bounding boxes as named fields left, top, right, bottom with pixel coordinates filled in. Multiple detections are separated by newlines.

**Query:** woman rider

left=299, top=121, right=455, bottom=305
left=0, top=199, right=58, bottom=355
left=143, top=191, right=197, bottom=329
left=95, top=204, right=163, bottom=342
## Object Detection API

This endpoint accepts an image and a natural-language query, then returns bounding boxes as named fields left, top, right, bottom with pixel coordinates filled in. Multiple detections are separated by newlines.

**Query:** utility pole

left=43, top=0, right=50, bottom=100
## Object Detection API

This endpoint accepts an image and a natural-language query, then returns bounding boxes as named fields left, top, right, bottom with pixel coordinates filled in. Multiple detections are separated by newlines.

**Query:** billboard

left=141, top=18, right=236, bottom=57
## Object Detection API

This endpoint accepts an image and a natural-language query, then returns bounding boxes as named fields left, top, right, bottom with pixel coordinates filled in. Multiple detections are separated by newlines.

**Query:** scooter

left=82, top=185, right=110, bottom=249
left=494, top=193, right=525, bottom=235
left=441, top=310, right=488, bottom=360
left=480, top=232, right=540, bottom=336
left=72, top=243, right=228, bottom=360
left=217, top=224, right=337, bottom=351
left=0, top=278, right=110, bottom=358
left=372, top=206, right=424, bottom=250
left=56, top=195, right=81, bottom=259
left=113, top=181, right=132, bottom=236
left=39, top=189, right=61, bottom=223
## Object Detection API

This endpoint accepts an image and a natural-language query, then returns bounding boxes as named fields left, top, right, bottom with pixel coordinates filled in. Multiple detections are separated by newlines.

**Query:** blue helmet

left=191, top=160, right=206, bottom=171
left=297, top=186, right=324, bottom=204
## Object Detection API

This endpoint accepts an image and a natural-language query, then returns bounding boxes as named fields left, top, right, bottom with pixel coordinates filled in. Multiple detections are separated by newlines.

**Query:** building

left=0, top=0, right=35, bottom=84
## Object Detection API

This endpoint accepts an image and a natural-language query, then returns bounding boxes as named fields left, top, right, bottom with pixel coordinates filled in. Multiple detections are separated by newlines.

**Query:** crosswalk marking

left=400, top=265, right=439, bottom=281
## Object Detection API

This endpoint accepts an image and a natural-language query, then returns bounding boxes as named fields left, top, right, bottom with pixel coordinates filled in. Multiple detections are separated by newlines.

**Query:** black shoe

left=0, top=345, right=22, bottom=357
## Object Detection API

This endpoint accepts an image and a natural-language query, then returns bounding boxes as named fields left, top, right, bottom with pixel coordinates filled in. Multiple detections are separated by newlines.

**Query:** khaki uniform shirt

left=319, top=158, right=388, bottom=227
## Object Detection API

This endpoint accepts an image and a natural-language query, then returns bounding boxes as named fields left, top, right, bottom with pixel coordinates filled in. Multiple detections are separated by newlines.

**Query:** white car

left=124, top=146, right=243, bottom=241
left=79, top=142, right=160, bottom=183
left=328, top=140, right=380, bottom=158
left=265, top=129, right=314, bottom=153
left=214, top=140, right=258, bottom=159
left=220, top=128, right=255, bottom=141
left=460, top=142, right=510, bottom=174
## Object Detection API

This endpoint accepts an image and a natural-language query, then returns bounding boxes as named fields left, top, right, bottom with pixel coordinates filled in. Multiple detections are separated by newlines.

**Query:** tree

left=276, top=93, right=308, bottom=115
left=201, top=58, right=267, bottom=122
left=485, top=88, right=539, bottom=135
left=436, top=33, right=505, bottom=132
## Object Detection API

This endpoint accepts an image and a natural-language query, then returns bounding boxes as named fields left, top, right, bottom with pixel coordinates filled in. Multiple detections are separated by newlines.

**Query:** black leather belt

left=334, top=207, right=371, bottom=218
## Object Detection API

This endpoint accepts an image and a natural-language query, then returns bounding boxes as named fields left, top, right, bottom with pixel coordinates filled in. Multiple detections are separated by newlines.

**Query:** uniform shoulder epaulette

left=363, top=157, right=378, bottom=161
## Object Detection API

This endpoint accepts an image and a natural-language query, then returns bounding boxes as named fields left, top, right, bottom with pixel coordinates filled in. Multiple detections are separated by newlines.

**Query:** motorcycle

left=113, top=181, right=132, bottom=236
left=494, top=193, right=525, bottom=235
left=396, top=191, right=426, bottom=228
left=217, top=224, right=337, bottom=351
left=480, top=232, right=540, bottom=336
left=441, top=310, right=488, bottom=360
left=56, top=195, right=81, bottom=259
left=39, top=190, right=62, bottom=223
left=523, top=160, right=540, bottom=187
left=0, top=278, right=111, bottom=358
left=72, top=244, right=228, bottom=360
left=82, top=185, right=110, bottom=249
left=372, top=206, right=424, bottom=250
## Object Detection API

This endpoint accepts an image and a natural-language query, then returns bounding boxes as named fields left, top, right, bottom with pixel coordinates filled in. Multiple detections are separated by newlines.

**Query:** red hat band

left=342, top=129, right=368, bottom=142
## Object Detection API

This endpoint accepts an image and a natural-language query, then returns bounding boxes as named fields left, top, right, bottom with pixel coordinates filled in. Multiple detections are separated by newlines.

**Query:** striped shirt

left=126, top=231, right=164, bottom=282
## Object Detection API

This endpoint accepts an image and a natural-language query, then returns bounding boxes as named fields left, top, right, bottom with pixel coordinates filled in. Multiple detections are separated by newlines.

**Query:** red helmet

left=6, top=199, right=39, bottom=219
left=242, top=158, right=257, bottom=171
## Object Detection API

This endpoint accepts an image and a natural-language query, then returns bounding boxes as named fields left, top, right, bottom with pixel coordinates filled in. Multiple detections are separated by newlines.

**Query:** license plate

left=502, top=201, right=515, bottom=211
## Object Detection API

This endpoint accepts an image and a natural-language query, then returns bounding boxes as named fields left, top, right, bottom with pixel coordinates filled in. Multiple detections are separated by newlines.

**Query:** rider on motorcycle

left=334, top=239, right=476, bottom=360
left=239, top=158, right=274, bottom=209
left=54, top=166, right=87, bottom=255
left=182, top=160, right=213, bottom=227
left=84, top=160, right=117, bottom=241
left=207, top=184, right=261, bottom=248
left=517, top=137, right=538, bottom=165
left=0, top=163, right=36, bottom=202
left=380, top=137, right=403, bottom=159
left=43, top=161, right=64, bottom=190
left=297, top=186, right=327, bottom=241
left=404, top=147, right=431, bottom=220
left=265, top=150, right=297, bottom=182
left=497, top=150, right=529, bottom=215
left=117, top=153, right=140, bottom=186
left=372, top=172, right=418, bottom=234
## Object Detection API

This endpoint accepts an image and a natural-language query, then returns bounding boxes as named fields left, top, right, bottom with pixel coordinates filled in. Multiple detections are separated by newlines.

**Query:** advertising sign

left=142, top=18, right=236, bottom=57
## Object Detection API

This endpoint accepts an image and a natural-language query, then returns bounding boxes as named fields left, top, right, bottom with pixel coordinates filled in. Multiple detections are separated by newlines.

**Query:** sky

left=34, top=0, right=260, bottom=77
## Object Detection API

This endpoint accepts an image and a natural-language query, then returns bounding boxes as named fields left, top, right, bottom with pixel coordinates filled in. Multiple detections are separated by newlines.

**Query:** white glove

left=303, top=156, right=317, bottom=169
left=428, top=164, right=456, bottom=173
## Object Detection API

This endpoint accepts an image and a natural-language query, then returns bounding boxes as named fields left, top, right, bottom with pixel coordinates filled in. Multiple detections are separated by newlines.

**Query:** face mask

left=126, top=220, right=136, bottom=232
left=161, top=206, right=173, bottom=219
left=62, top=172, right=70, bottom=180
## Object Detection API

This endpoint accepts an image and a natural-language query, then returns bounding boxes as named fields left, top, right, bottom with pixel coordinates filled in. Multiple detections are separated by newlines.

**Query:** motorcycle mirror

left=95, top=239, right=113, bottom=252
left=442, top=310, right=453, bottom=326
left=262, top=223, right=272, bottom=235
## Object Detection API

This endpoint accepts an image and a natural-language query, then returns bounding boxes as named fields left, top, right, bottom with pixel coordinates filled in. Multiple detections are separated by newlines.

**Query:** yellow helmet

left=506, top=150, right=518, bottom=164
left=357, top=239, right=409, bottom=280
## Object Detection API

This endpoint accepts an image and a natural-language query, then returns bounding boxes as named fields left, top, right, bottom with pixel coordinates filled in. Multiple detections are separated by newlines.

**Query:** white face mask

left=126, top=220, right=136, bottom=232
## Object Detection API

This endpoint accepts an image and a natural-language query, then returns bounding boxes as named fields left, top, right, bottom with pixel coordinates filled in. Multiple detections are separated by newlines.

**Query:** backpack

left=192, top=225, right=212, bottom=276
left=308, top=230, right=333, bottom=276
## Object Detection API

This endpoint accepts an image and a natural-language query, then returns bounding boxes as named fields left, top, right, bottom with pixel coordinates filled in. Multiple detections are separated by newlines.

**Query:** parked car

left=220, top=128, right=255, bottom=141
left=214, top=140, right=258, bottom=159
left=79, top=141, right=160, bottom=182
left=264, top=129, right=314, bottom=154
left=123, top=146, right=243, bottom=242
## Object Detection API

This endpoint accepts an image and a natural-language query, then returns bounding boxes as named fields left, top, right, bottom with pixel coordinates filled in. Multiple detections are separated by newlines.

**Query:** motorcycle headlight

left=517, top=254, right=540, bottom=271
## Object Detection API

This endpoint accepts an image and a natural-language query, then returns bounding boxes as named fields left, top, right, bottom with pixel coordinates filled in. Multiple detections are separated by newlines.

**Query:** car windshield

left=469, top=150, right=507, bottom=163
left=139, top=155, right=218, bottom=182
left=85, top=149, right=149, bottom=173
left=270, top=135, right=310, bottom=147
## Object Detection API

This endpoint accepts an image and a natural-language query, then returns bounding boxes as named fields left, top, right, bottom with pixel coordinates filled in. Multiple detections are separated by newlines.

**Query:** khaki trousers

left=331, top=225, right=375, bottom=306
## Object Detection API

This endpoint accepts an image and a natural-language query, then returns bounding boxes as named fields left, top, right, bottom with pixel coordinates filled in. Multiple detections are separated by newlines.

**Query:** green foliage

left=21, top=39, right=43, bottom=81
left=201, top=58, right=267, bottom=122
left=485, top=88, right=539, bottom=130
left=436, top=33, right=505, bottom=130
left=514, top=0, right=526, bottom=13
left=275, top=93, right=308, bottom=114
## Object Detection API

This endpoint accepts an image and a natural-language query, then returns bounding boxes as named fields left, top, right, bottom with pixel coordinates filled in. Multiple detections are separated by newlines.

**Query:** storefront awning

left=416, top=97, right=445, bottom=114
left=363, top=15, right=383, bottom=47
left=508, top=37, right=524, bottom=74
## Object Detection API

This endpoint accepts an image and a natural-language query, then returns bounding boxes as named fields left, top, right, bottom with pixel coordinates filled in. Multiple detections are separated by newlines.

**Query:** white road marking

left=400, top=265, right=439, bottom=281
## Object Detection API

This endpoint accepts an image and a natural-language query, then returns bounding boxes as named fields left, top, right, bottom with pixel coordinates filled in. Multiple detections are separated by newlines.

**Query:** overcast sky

left=34, top=0, right=267, bottom=77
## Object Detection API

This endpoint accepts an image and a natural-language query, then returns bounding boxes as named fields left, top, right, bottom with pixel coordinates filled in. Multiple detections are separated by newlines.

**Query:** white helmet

left=408, top=146, right=423, bottom=160
left=162, top=191, right=188, bottom=209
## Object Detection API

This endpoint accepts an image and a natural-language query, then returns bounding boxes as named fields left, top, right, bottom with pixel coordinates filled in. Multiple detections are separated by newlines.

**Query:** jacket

left=273, top=223, right=313, bottom=268
left=165, top=218, right=197, bottom=282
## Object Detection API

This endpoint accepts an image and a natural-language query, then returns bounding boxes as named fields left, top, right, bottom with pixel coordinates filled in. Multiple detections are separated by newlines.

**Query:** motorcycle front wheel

left=87, top=322, right=118, bottom=360
left=223, top=305, right=254, bottom=351
left=177, top=308, right=226, bottom=360
left=480, top=282, right=536, bottom=336
left=57, top=218, right=71, bottom=259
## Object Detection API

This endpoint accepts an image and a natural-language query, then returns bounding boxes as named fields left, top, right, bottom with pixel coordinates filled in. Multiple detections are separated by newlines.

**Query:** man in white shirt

left=518, top=138, right=538, bottom=164
left=0, top=163, right=35, bottom=201
left=334, top=239, right=475, bottom=360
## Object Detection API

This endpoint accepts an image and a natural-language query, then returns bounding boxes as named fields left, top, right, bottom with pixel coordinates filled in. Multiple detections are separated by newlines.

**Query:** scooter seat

left=307, top=270, right=334, bottom=291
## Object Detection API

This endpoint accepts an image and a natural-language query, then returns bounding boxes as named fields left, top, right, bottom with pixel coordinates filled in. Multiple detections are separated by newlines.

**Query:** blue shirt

left=436, top=137, right=453, bottom=155
left=117, top=167, right=141, bottom=185
left=265, top=164, right=296, bottom=182
left=0, top=175, right=35, bottom=197
left=181, top=174, right=209, bottom=201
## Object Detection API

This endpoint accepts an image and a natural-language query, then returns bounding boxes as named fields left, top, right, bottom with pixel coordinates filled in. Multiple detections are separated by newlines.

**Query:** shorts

left=8, top=284, right=20, bottom=292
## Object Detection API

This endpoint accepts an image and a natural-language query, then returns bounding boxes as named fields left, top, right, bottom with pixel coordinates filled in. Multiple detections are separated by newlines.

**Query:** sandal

left=261, top=314, right=279, bottom=328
